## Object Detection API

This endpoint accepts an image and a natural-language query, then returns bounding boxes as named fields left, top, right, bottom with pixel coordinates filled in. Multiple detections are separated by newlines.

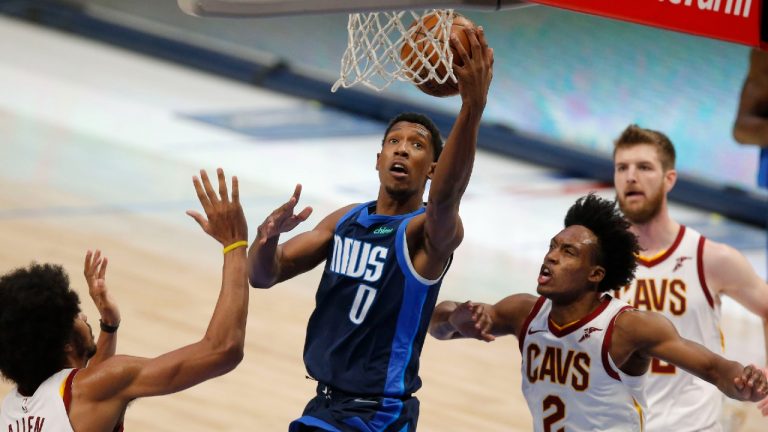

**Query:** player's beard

left=618, top=181, right=665, bottom=225
left=73, top=324, right=97, bottom=360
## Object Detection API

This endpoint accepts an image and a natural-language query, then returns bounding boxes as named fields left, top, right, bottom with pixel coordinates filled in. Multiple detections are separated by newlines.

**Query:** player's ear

left=375, top=152, right=381, bottom=171
left=427, top=161, right=436, bottom=179
left=664, top=168, right=677, bottom=193
left=588, top=265, right=605, bottom=284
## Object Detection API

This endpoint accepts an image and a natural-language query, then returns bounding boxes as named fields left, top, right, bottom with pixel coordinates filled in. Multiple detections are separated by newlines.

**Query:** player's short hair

left=383, top=112, right=444, bottom=161
left=564, top=194, right=639, bottom=292
left=614, top=124, right=676, bottom=171
left=0, top=263, right=81, bottom=394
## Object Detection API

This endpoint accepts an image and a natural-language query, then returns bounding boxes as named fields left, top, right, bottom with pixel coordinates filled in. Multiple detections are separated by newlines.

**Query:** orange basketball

left=399, top=12, right=476, bottom=97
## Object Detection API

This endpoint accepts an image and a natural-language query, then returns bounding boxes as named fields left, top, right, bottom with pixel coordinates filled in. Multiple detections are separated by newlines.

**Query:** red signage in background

left=531, top=0, right=764, bottom=49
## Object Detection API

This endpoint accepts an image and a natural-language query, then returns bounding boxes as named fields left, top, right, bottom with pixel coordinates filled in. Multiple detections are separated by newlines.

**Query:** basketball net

left=332, top=9, right=456, bottom=93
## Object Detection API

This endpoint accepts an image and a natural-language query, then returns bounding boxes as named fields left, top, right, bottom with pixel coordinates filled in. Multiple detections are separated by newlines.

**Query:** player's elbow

left=224, top=343, right=245, bottom=367
left=732, top=122, right=752, bottom=144
left=215, top=340, right=245, bottom=373
left=732, top=117, right=767, bottom=145
left=248, top=271, right=276, bottom=289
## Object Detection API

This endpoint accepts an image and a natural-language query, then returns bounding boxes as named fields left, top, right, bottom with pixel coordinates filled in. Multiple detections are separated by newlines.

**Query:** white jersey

left=1, top=368, right=77, bottom=432
left=520, top=295, right=647, bottom=432
left=614, top=225, right=723, bottom=432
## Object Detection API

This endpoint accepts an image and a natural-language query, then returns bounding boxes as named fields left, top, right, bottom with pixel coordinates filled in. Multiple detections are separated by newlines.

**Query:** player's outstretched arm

left=703, top=239, right=768, bottom=415
left=73, top=169, right=249, bottom=413
left=83, top=249, right=120, bottom=367
left=616, top=310, right=768, bottom=402
left=247, top=184, right=351, bottom=288
left=429, top=294, right=536, bottom=342
left=423, top=26, right=493, bottom=258
left=733, top=49, right=768, bottom=146
left=703, top=240, right=768, bottom=373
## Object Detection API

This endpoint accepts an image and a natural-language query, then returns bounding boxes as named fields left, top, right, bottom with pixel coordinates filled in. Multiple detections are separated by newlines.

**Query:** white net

left=332, top=9, right=457, bottom=93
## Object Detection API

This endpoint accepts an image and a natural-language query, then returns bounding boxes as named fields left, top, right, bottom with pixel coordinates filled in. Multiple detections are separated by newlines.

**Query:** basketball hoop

left=332, top=9, right=457, bottom=93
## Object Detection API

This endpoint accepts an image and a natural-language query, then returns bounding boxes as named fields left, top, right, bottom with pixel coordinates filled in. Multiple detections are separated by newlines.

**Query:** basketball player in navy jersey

left=429, top=194, right=768, bottom=432
left=248, top=27, right=493, bottom=432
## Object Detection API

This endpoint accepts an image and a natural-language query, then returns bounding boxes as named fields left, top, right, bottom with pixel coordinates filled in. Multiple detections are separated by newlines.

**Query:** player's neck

left=375, top=190, right=423, bottom=215
left=630, top=208, right=680, bottom=257
left=64, top=351, right=88, bottom=369
left=549, top=292, right=605, bottom=327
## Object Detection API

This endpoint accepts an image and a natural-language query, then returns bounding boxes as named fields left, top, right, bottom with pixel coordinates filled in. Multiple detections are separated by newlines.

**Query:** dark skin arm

left=69, top=168, right=250, bottom=431
left=611, top=310, right=768, bottom=402
left=409, top=27, right=494, bottom=280
left=247, top=183, right=355, bottom=288
left=83, top=250, right=120, bottom=367
left=429, top=294, right=538, bottom=341
left=733, top=48, right=768, bottom=147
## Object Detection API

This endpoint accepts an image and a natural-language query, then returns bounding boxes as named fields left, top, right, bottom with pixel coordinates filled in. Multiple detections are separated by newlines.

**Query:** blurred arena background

left=0, top=0, right=766, bottom=430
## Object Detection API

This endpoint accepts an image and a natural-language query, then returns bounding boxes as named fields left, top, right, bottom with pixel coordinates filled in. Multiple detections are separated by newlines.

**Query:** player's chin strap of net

left=332, top=9, right=456, bottom=93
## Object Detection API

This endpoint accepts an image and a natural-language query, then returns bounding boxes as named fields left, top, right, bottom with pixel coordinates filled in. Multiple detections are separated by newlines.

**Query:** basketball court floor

left=1, top=15, right=766, bottom=431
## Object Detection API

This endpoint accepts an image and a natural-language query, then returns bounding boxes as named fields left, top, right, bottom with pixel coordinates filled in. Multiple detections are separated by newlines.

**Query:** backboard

left=178, top=0, right=528, bottom=18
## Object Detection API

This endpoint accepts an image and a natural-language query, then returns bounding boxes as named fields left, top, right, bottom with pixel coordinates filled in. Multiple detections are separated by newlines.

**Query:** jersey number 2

left=543, top=395, right=565, bottom=432
left=349, top=284, right=377, bottom=324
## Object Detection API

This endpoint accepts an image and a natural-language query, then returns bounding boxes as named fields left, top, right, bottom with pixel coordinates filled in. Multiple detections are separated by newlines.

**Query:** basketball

left=399, top=12, right=476, bottom=97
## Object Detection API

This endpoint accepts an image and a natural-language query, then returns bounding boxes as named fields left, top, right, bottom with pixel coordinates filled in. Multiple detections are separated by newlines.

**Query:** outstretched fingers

left=467, top=26, right=484, bottom=63
left=283, top=184, right=302, bottom=213
left=231, top=175, right=240, bottom=204
left=192, top=175, right=213, bottom=215
left=84, top=250, right=102, bottom=280
left=190, top=168, right=248, bottom=245
left=475, top=27, right=493, bottom=68
left=98, top=255, right=108, bottom=281
left=217, top=168, right=230, bottom=204
left=186, top=208, right=209, bottom=230
left=294, top=205, right=313, bottom=223
left=200, top=169, right=220, bottom=207
left=451, top=31, right=471, bottom=70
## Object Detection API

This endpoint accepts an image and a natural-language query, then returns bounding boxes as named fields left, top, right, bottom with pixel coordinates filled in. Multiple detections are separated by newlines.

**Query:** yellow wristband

left=223, top=240, right=248, bottom=255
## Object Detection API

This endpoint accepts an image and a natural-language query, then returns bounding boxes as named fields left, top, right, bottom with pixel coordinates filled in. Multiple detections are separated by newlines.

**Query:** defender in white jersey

left=2, top=369, right=90, bottom=432
left=612, top=125, right=768, bottom=428
left=430, top=194, right=768, bottom=431
left=1, top=169, right=249, bottom=432
left=520, top=295, right=645, bottom=432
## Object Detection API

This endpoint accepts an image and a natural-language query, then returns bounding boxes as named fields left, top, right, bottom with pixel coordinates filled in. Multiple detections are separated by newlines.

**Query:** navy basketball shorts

left=289, top=384, right=419, bottom=432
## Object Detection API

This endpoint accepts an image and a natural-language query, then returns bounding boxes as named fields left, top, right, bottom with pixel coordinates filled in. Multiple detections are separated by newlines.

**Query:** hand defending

left=449, top=301, right=495, bottom=342
left=187, top=168, right=248, bottom=246
left=256, top=184, right=312, bottom=245
left=84, top=249, right=120, bottom=327
left=734, top=364, right=768, bottom=402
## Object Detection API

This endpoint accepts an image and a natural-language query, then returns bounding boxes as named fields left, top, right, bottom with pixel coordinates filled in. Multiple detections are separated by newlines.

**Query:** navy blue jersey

left=303, top=201, right=449, bottom=397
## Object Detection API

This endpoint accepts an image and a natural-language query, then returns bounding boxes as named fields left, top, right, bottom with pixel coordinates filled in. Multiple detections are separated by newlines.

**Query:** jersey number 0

left=349, top=284, right=377, bottom=324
